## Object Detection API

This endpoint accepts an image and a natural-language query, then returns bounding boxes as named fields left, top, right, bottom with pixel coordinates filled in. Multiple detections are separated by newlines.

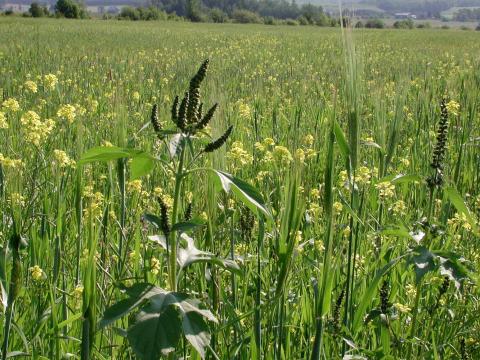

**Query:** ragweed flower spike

left=157, top=197, right=170, bottom=237
left=204, top=125, right=233, bottom=153
left=196, top=103, right=218, bottom=131
left=427, top=98, right=449, bottom=189
left=151, top=104, right=161, bottom=136
left=177, top=92, right=189, bottom=132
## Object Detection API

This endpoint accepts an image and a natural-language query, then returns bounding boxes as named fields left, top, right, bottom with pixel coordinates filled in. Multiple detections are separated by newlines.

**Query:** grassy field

left=0, top=18, right=480, bottom=359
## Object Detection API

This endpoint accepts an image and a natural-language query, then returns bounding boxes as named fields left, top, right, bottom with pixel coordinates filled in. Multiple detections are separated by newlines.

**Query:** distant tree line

left=453, top=7, right=480, bottom=21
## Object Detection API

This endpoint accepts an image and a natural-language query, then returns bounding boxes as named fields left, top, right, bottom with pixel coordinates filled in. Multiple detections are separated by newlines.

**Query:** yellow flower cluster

left=375, top=181, right=395, bottom=199
left=132, top=91, right=141, bottom=101
left=391, top=200, right=406, bottom=216
left=150, top=257, right=161, bottom=275
left=83, top=185, right=104, bottom=218
left=0, top=112, right=7, bottom=129
left=272, top=146, right=293, bottom=165
left=57, top=104, right=76, bottom=123
left=24, top=80, right=38, bottom=93
left=447, top=212, right=474, bottom=232
left=73, top=284, right=84, bottom=298
left=43, top=73, right=58, bottom=90
left=0, top=153, right=23, bottom=168
left=303, top=134, right=314, bottom=146
left=29, top=265, right=46, bottom=281
left=393, top=303, right=411, bottom=314
left=127, top=179, right=143, bottom=193
left=446, top=100, right=460, bottom=116
left=236, top=100, right=252, bottom=119
left=20, top=111, right=55, bottom=146
left=339, top=166, right=376, bottom=188
left=2, top=98, right=20, bottom=112
left=53, top=149, right=76, bottom=168
left=227, top=141, right=253, bottom=166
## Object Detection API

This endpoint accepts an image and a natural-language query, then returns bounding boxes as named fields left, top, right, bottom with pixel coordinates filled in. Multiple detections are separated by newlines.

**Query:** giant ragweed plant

left=80, top=60, right=270, bottom=359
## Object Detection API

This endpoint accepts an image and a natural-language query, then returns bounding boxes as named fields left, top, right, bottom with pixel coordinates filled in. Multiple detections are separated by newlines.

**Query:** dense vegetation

left=0, top=17, right=480, bottom=359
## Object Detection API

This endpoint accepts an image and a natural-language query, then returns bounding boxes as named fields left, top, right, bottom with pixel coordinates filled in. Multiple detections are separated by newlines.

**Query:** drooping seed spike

left=430, top=98, right=449, bottom=174
left=171, top=95, right=179, bottom=125
left=157, top=197, right=170, bottom=236
left=197, top=103, right=203, bottom=122
left=187, top=87, right=200, bottom=125
left=204, top=125, right=233, bottom=153
left=177, top=92, right=189, bottom=132
left=196, top=103, right=217, bottom=131
left=189, top=59, right=209, bottom=93
left=151, top=104, right=161, bottom=134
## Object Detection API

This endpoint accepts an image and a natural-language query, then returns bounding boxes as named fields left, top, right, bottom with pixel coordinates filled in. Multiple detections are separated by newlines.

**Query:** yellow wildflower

left=446, top=100, right=460, bottom=116
left=24, top=80, right=37, bottom=93
left=393, top=303, right=411, bottom=314
left=0, top=154, right=23, bottom=168
left=392, top=200, right=406, bottom=216
left=272, top=146, right=293, bottom=165
left=20, top=111, right=55, bottom=146
left=0, top=112, right=7, bottom=129
left=150, top=257, right=161, bottom=275
left=2, top=98, right=20, bottom=112
left=73, top=284, right=84, bottom=298
left=227, top=141, right=253, bottom=166
left=375, top=181, right=395, bottom=199
left=57, top=104, right=76, bottom=123
left=303, top=134, right=314, bottom=147
left=295, top=148, right=305, bottom=163
left=127, top=179, right=143, bottom=193
left=29, top=265, right=46, bottom=281
left=53, top=149, right=76, bottom=168
left=333, top=201, right=343, bottom=214
left=43, top=73, right=58, bottom=90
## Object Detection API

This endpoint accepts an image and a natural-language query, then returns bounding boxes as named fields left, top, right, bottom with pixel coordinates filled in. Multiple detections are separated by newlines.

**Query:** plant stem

left=170, top=142, right=186, bottom=291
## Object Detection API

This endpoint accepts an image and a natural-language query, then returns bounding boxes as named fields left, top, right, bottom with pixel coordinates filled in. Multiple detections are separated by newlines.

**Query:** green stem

left=169, top=143, right=186, bottom=291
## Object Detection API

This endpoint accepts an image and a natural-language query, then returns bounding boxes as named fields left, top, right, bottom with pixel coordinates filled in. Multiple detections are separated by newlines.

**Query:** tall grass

left=0, top=17, right=479, bottom=359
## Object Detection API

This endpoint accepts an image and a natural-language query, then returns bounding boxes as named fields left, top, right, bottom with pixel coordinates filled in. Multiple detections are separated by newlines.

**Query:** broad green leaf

left=80, top=146, right=155, bottom=179
left=177, top=233, right=241, bottom=274
left=182, top=311, right=211, bottom=359
left=127, top=303, right=182, bottom=359
left=433, top=250, right=471, bottom=290
left=408, top=246, right=437, bottom=284
left=130, top=155, right=154, bottom=180
left=211, top=170, right=271, bottom=219
left=99, top=283, right=163, bottom=329
left=444, top=187, right=479, bottom=234
left=79, top=146, right=133, bottom=163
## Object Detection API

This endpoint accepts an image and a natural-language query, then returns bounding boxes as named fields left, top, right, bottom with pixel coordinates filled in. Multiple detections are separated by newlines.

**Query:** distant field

left=1, top=17, right=479, bottom=359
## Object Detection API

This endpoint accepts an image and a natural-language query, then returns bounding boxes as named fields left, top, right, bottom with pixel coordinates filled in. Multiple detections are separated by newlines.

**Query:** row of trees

left=453, top=7, right=480, bottom=21
left=25, top=0, right=87, bottom=18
